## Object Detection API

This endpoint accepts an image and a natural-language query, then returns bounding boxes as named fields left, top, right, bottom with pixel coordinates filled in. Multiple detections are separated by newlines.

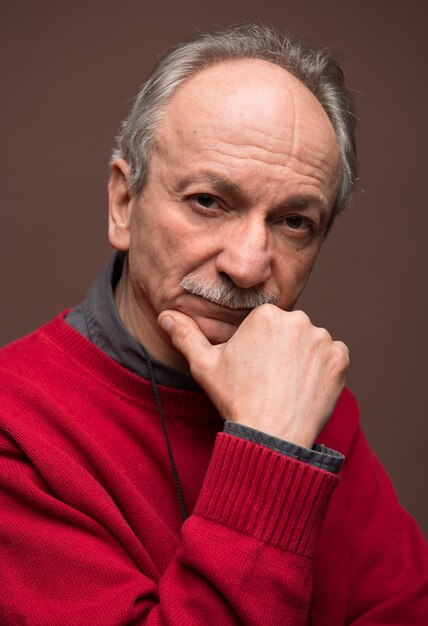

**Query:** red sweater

left=0, top=314, right=426, bottom=625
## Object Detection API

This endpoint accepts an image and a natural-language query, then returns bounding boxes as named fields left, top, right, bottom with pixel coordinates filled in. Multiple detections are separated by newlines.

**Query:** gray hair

left=111, top=24, right=357, bottom=222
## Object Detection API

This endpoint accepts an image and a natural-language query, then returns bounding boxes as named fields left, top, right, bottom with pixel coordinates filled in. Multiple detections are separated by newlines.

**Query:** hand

left=158, top=305, right=349, bottom=448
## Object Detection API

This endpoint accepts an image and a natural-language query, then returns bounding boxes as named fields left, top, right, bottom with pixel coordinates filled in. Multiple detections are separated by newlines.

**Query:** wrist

left=231, top=418, right=317, bottom=450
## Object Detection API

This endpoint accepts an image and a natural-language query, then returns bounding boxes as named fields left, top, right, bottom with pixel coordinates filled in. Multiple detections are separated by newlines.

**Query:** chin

left=193, top=316, right=239, bottom=345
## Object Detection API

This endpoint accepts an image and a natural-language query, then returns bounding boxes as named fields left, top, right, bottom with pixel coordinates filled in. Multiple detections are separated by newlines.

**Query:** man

left=0, top=24, right=426, bottom=625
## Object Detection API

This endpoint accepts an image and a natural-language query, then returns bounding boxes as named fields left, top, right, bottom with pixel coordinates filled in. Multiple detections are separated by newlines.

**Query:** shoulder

left=0, top=312, right=102, bottom=455
left=0, top=312, right=84, bottom=426
left=0, top=313, right=69, bottom=376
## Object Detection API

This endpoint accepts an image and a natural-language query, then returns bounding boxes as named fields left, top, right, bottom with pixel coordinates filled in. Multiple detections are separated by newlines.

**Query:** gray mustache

left=180, top=274, right=280, bottom=310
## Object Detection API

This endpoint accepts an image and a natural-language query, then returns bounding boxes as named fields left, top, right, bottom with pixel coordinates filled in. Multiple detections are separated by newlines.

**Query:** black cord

left=141, top=347, right=188, bottom=522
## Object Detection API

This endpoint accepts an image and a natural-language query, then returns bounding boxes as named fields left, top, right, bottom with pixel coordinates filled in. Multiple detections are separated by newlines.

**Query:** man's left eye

left=195, top=194, right=216, bottom=208
left=283, top=215, right=312, bottom=230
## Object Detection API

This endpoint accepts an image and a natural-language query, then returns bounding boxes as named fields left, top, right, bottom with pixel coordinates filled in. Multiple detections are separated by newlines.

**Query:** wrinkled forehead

left=157, top=58, right=339, bottom=157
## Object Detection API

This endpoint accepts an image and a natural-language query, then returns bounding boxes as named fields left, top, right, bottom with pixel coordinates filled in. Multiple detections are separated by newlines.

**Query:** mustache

left=180, top=273, right=280, bottom=310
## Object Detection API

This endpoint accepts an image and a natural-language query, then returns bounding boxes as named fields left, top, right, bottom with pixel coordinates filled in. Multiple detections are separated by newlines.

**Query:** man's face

left=109, top=59, right=340, bottom=364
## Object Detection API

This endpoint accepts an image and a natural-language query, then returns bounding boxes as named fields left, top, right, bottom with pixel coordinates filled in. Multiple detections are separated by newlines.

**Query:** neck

left=113, top=262, right=190, bottom=374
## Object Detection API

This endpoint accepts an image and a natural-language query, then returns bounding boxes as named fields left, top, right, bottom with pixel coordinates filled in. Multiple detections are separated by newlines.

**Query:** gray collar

left=65, top=252, right=200, bottom=391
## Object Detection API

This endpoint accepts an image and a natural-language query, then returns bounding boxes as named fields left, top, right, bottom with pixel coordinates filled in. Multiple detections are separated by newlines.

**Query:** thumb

left=158, top=310, right=212, bottom=366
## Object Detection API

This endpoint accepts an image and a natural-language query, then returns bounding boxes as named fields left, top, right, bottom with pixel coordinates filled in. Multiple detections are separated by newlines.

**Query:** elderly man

left=0, top=24, right=426, bottom=625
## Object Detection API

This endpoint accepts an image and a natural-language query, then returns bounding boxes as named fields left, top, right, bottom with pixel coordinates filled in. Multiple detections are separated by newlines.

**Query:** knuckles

left=330, top=342, right=350, bottom=377
left=251, top=306, right=339, bottom=350
left=251, top=305, right=312, bottom=329
left=251, top=303, right=281, bottom=322
left=221, top=304, right=350, bottom=381
left=333, top=342, right=351, bottom=372
left=313, top=326, right=332, bottom=344
left=289, top=309, right=311, bottom=325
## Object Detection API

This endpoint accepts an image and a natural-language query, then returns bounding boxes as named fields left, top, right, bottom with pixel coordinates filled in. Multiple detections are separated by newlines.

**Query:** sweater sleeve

left=0, top=428, right=338, bottom=625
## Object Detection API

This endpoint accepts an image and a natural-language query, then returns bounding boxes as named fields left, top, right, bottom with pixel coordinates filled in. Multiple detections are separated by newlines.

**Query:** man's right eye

left=186, top=194, right=224, bottom=214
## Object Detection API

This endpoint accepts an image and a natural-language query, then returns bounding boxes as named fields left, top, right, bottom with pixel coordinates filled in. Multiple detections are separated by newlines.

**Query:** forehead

left=159, top=58, right=338, bottom=152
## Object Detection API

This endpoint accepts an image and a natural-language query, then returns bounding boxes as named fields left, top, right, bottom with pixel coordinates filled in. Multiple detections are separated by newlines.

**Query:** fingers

left=158, top=310, right=212, bottom=367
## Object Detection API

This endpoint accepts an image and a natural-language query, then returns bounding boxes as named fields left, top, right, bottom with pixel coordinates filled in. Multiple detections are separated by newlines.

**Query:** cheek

left=276, top=248, right=320, bottom=304
left=131, top=212, right=176, bottom=272
left=137, top=210, right=198, bottom=266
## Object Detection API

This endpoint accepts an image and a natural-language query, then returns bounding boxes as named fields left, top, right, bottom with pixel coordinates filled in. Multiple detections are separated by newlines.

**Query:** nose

left=215, top=215, right=273, bottom=288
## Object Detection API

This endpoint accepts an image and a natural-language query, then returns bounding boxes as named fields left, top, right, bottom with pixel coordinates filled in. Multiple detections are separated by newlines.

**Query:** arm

left=159, top=305, right=428, bottom=622
left=0, top=425, right=338, bottom=625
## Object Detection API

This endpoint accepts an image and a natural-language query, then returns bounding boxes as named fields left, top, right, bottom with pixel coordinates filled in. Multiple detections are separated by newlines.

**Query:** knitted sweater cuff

left=194, top=432, right=339, bottom=558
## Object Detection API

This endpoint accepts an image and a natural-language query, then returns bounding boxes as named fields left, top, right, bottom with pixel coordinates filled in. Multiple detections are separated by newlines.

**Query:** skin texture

left=109, top=59, right=349, bottom=447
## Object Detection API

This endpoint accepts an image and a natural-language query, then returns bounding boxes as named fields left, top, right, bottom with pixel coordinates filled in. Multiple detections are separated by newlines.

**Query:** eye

left=277, top=214, right=318, bottom=239
left=194, top=194, right=216, bottom=209
left=284, top=215, right=311, bottom=230
left=187, top=193, right=224, bottom=215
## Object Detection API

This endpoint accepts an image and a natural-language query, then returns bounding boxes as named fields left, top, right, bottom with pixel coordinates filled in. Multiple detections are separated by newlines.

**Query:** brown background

left=1, top=1, right=427, bottom=534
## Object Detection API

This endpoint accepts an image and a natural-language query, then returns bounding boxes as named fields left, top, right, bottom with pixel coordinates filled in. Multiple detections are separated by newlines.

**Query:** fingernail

left=159, top=315, right=174, bottom=332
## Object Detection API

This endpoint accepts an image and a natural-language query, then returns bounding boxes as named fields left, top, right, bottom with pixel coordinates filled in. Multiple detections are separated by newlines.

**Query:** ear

left=108, top=159, right=134, bottom=251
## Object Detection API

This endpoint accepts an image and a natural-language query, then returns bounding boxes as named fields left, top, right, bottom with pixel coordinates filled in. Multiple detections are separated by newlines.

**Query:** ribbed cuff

left=194, top=433, right=339, bottom=558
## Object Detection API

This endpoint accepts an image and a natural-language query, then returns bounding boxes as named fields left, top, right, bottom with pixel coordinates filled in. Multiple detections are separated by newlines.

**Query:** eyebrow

left=286, top=196, right=329, bottom=213
left=288, top=197, right=331, bottom=226
left=175, top=172, right=242, bottom=195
